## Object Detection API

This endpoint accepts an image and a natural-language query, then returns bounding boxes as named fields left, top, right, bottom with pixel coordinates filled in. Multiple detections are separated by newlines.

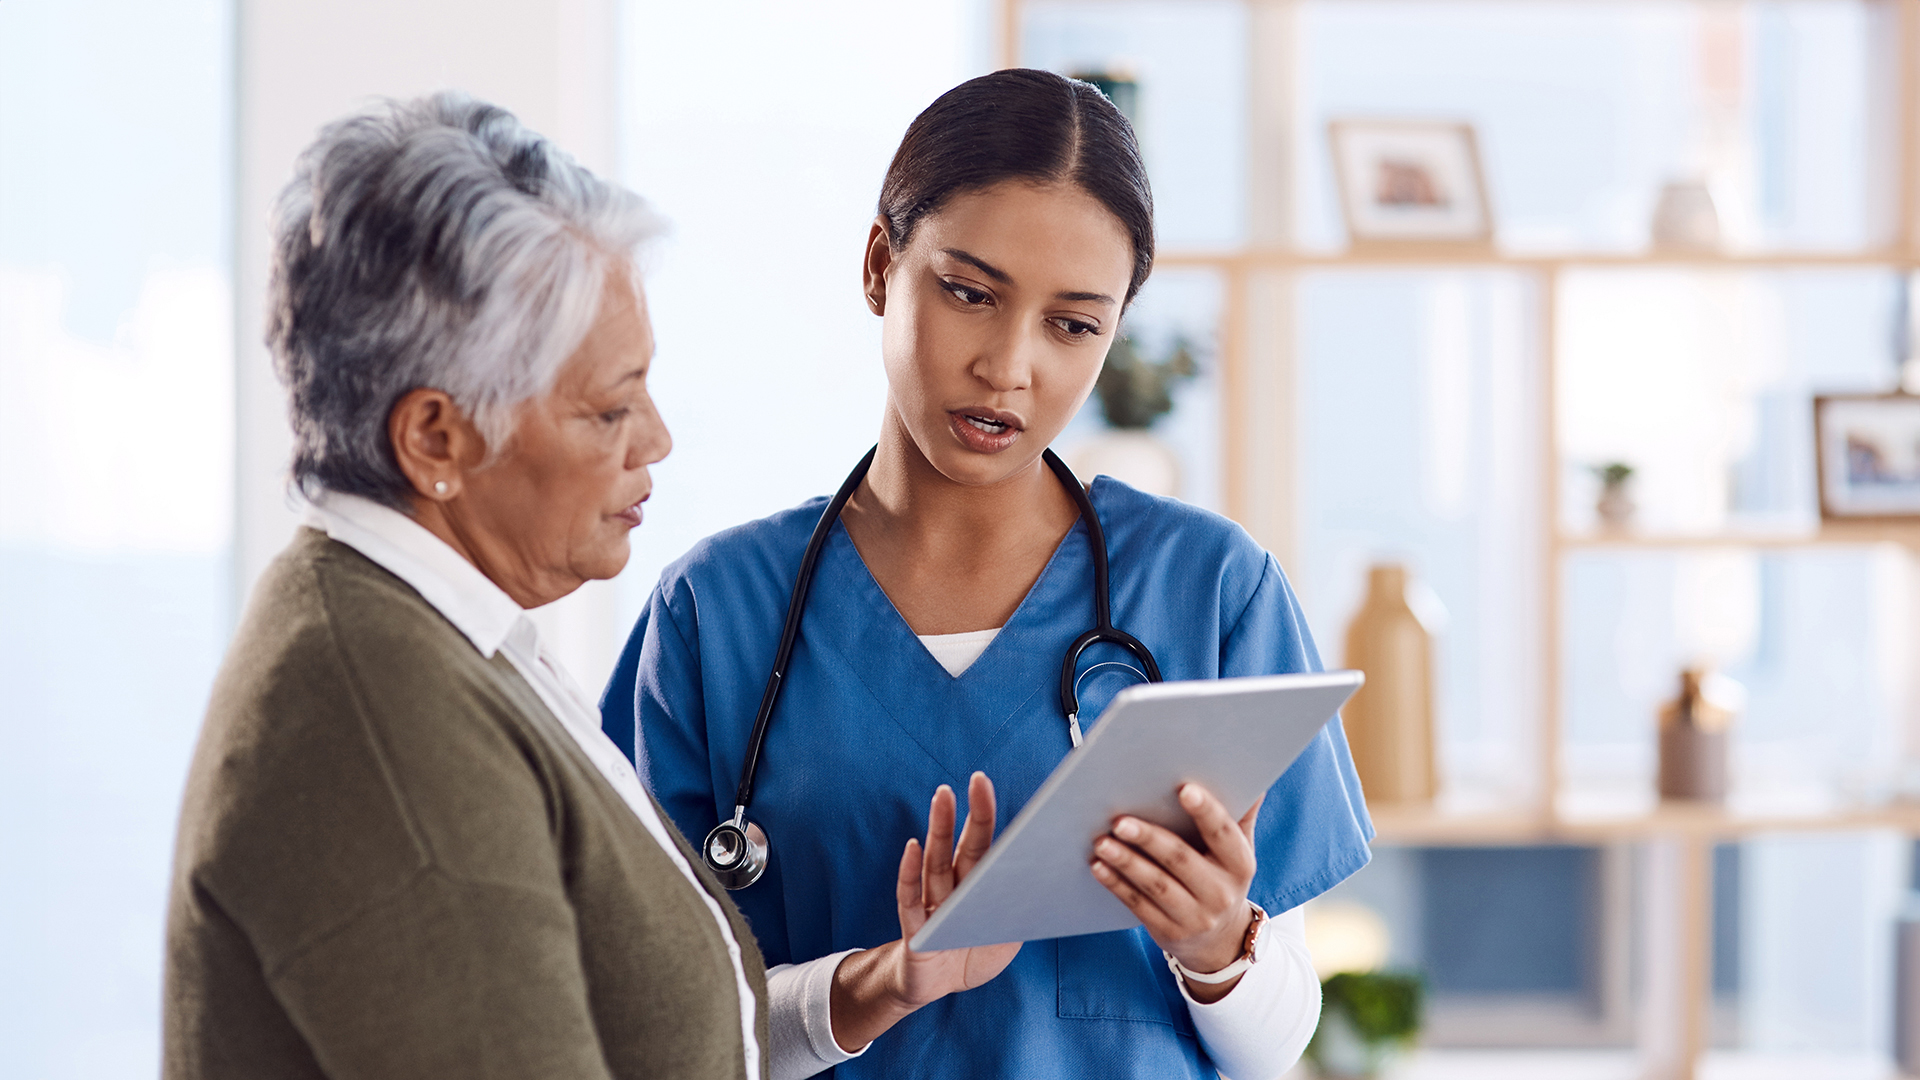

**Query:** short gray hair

left=267, top=91, right=664, bottom=509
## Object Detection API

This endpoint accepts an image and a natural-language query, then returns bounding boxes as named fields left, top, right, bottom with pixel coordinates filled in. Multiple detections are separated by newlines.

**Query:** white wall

left=235, top=0, right=625, bottom=680
left=613, top=1, right=992, bottom=640
left=235, top=0, right=993, bottom=689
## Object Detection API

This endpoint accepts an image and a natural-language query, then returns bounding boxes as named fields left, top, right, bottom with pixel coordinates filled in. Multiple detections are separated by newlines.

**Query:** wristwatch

left=1163, top=901, right=1268, bottom=986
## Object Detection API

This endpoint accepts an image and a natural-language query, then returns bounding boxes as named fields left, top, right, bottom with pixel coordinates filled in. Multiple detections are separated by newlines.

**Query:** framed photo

left=1814, top=392, right=1920, bottom=520
left=1329, top=119, right=1492, bottom=248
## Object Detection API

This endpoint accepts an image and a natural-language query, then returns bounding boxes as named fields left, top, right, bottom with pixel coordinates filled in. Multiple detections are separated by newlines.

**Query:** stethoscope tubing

left=706, top=445, right=1162, bottom=888
left=732, top=445, right=877, bottom=812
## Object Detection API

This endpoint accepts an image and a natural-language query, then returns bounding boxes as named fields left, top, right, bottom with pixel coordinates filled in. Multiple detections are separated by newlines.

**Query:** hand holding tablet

left=910, top=670, right=1364, bottom=953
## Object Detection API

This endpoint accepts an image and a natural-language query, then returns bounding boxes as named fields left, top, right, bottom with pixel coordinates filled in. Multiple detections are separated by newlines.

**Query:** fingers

left=1091, top=827, right=1205, bottom=926
left=896, top=838, right=927, bottom=937
left=1180, top=783, right=1258, bottom=883
left=921, top=784, right=957, bottom=909
left=952, top=772, right=996, bottom=880
left=1089, top=853, right=1186, bottom=942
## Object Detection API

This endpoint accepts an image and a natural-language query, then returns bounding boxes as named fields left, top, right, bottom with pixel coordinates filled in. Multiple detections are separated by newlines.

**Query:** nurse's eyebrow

left=1056, top=289, right=1116, bottom=305
left=942, top=248, right=1010, bottom=283
left=942, top=247, right=1117, bottom=306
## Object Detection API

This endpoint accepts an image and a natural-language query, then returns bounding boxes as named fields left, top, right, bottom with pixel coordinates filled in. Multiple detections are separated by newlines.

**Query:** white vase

left=1067, top=430, right=1181, bottom=497
left=1310, top=1004, right=1401, bottom=1080
left=1651, top=180, right=1722, bottom=252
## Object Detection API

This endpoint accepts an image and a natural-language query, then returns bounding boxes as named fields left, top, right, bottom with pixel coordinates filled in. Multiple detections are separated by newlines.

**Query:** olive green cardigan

left=164, top=529, right=770, bottom=1079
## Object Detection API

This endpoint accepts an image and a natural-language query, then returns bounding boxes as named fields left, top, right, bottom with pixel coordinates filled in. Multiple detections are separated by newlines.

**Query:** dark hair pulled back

left=879, top=68, right=1155, bottom=305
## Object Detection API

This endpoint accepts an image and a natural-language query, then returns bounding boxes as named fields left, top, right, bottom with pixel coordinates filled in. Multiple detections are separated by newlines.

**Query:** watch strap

left=1164, top=901, right=1268, bottom=986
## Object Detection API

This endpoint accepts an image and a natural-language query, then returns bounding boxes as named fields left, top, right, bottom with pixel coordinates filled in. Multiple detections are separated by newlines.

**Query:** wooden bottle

left=1342, top=563, right=1438, bottom=804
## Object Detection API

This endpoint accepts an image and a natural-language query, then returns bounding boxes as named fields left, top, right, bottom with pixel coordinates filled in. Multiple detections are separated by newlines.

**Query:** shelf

left=1276, top=1050, right=1904, bottom=1080
left=1155, top=247, right=1917, bottom=272
left=1278, top=1050, right=1642, bottom=1080
left=1368, top=799, right=1920, bottom=846
left=1557, top=523, right=1920, bottom=551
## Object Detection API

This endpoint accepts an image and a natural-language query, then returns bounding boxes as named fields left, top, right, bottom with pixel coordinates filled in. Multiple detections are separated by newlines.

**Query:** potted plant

left=1068, top=334, right=1197, bottom=496
left=1593, top=461, right=1635, bottom=531
left=1306, top=971, right=1424, bottom=1079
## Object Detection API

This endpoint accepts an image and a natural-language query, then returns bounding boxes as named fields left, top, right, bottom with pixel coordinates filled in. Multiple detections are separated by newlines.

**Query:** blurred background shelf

left=1281, top=1050, right=1903, bottom=1080
left=1559, top=525, right=1920, bottom=550
left=1008, top=0, right=1920, bottom=1076
left=1159, top=247, right=1920, bottom=271
left=1371, top=798, right=1920, bottom=845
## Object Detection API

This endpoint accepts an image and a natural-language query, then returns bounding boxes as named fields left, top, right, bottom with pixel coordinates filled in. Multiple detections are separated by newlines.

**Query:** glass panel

left=1022, top=0, right=1250, bottom=249
left=1310, top=844, right=1633, bottom=1048
left=1722, top=833, right=1909, bottom=1054
left=0, top=1, right=233, bottom=1075
left=1297, top=270, right=1543, bottom=807
left=1297, top=0, right=1890, bottom=253
left=1558, top=269, right=1901, bottom=535
left=1561, top=547, right=1913, bottom=811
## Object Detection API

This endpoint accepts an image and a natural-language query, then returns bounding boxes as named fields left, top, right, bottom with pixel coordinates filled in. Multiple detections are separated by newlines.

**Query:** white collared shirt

left=301, top=492, right=770, bottom=1080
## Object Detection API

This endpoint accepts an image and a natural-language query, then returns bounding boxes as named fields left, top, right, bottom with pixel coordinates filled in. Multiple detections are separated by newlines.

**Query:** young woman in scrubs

left=602, top=69, right=1373, bottom=1080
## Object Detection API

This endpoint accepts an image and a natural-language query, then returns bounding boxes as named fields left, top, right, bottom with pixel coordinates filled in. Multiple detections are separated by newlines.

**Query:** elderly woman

left=162, top=94, right=1004, bottom=1080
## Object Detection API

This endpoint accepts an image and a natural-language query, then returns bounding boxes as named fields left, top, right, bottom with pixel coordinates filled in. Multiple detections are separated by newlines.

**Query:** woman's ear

left=388, top=388, right=484, bottom=503
left=863, top=218, right=893, bottom=316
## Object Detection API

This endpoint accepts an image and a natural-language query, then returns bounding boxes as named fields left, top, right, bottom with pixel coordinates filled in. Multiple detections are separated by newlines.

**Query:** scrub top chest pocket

left=1057, top=931, right=1197, bottom=1035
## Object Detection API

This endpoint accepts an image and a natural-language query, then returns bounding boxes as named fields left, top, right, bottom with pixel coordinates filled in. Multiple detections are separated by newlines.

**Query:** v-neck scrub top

left=602, top=477, right=1375, bottom=1080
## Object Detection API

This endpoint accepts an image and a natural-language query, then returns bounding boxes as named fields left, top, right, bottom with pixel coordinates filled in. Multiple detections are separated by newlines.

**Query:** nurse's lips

left=949, top=407, right=1024, bottom=454
left=615, top=495, right=647, bottom=529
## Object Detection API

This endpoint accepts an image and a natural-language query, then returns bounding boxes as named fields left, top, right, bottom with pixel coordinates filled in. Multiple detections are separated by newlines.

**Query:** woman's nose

left=971, top=321, right=1040, bottom=392
left=629, top=396, right=671, bottom=469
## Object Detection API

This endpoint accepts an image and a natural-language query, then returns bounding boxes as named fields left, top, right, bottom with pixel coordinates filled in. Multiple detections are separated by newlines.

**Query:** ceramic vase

left=1596, top=480, right=1635, bottom=532
left=1899, top=900, right=1920, bottom=1075
left=1656, top=667, right=1734, bottom=803
left=1309, top=1004, right=1399, bottom=1080
left=1342, top=564, right=1438, bottom=804
left=1651, top=179, right=1722, bottom=252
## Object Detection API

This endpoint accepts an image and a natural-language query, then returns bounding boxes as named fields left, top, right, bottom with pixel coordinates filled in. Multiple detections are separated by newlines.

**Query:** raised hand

left=828, top=771, right=1021, bottom=1051
left=893, top=771, right=1023, bottom=1004
left=1089, top=783, right=1263, bottom=1003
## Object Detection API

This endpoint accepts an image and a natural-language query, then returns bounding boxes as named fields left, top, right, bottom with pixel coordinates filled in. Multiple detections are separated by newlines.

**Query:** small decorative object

left=1896, top=892, right=1920, bottom=1075
left=1650, top=179, right=1723, bottom=252
left=1069, top=68, right=1138, bottom=125
left=1069, top=334, right=1196, bottom=497
left=1306, top=972, right=1425, bottom=1080
left=1656, top=666, right=1739, bottom=803
left=1814, top=392, right=1920, bottom=520
left=1342, top=563, right=1440, bottom=804
left=1329, top=119, right=1492, bottom=249
left=1592, top=461, right=1636, bottom=531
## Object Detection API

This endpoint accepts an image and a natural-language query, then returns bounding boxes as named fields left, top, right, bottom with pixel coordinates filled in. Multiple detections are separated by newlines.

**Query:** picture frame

left=1328, top=119, right=1493, bottom=249
left=1813, top=392, right=1920, bottom=521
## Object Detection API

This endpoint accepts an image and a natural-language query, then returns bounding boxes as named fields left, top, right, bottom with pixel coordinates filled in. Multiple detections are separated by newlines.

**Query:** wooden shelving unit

left=1002, top=1, right=1920, bottom=1078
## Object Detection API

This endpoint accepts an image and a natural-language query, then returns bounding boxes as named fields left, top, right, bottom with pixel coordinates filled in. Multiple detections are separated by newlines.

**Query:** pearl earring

left=434, top=481, right=449, bottom=495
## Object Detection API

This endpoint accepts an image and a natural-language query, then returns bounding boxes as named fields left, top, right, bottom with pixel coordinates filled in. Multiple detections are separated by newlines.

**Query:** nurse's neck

left=842, top=418, right=1082, bottom=636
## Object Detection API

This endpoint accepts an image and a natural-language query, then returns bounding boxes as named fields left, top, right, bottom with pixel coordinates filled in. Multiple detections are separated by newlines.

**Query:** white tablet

left=909, top=670, right=1363, bottom=953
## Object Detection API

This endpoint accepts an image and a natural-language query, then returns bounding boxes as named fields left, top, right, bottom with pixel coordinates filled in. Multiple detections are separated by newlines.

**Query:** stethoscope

left=701, top=445, right=1164, bottom=889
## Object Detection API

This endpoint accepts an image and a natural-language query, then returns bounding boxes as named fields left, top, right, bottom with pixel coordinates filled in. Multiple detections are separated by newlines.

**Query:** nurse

left=602, top=69, right=1372, bottom=1080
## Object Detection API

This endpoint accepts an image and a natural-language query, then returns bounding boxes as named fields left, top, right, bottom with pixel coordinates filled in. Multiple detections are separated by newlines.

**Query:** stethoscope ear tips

left=703, top=813, right=769, bottom=890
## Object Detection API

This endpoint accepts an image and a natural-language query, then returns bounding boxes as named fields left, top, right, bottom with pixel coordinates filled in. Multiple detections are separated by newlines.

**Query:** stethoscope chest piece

left=703, top=809, right=769, bottom=890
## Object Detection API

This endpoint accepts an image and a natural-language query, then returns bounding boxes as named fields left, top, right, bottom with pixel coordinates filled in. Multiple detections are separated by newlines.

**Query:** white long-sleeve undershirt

left=764, top=907, right=1319, bottom=1080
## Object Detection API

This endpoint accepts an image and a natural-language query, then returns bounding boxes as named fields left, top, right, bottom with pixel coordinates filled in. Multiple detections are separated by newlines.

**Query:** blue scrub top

left=602, top=477, right=1374, bottom=1080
